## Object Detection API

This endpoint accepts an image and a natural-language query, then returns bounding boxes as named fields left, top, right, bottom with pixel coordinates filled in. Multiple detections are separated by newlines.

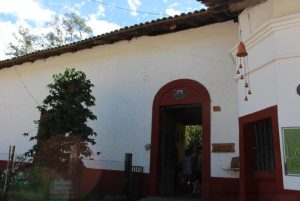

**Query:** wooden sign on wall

left=212, top=143, right=235, bottom=153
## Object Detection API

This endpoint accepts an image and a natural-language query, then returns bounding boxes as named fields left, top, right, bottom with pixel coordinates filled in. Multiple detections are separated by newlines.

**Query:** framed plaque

left=212, top=143, right=235, bottom=153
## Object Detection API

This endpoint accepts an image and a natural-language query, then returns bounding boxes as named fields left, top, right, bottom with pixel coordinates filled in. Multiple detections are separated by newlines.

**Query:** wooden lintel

left=229, top=0, right=267, bottom=12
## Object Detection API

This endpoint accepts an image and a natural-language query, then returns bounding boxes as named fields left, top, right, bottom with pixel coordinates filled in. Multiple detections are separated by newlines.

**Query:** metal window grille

left=131, top=165, right=143, bottom=173
left=254, top=118, right=275, bottom=173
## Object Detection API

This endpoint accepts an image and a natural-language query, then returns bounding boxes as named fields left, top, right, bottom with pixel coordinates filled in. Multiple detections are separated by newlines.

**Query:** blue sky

left=0, top=0, right=206, bottom=59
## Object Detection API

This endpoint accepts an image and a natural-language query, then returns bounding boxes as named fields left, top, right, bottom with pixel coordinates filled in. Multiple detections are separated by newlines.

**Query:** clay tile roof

left=198, top=0, right=241, bottom=7
left=0, top=7, right=240, bottom=69
left=198, top=0, right=267, bottom=12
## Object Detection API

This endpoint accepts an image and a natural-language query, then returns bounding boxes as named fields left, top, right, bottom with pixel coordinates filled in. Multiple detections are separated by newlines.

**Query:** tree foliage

left=44, top=12, right=92, bottom=47
left=26, top=68, right=97, bottom=172
left=185, top=125, right=202, bottom=151
left=6, top=27, right=41, bottom=57
left=6, top=12, right=93, bottom=57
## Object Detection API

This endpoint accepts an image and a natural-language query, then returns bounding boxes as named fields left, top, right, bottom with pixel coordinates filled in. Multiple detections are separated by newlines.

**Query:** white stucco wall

left=232, top=0, right=300, bottom=190
left=0, top=21, right=239, bottom=177
left=277, top=57, right=300, bottom=190
left=239, top=0, right=300, bottom=40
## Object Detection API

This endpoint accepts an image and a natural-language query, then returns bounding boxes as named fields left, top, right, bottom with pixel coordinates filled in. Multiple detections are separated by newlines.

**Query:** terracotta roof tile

left=0, top=8, right=239, bottom=69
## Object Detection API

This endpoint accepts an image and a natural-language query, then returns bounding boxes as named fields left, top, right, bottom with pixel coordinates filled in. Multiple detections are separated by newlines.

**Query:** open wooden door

left=160, top=107, right=177, bottom=196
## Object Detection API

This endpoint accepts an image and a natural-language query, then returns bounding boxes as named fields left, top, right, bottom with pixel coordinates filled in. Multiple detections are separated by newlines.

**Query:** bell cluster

left=236, top=41, right=252, bottom=101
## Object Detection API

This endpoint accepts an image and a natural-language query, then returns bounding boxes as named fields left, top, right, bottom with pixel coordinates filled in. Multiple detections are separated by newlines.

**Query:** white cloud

left=95, top=5, right=105, bottom=17
left=0, top=20, right=54, bottom=60
left=87, top=15, right=120, bottom=35
left=74, top=1, right=86, bottom=9
left=0, top=21, right=19, bottom=60
left=169, top=2, right=180, bottom=7
left=62, top=1, right=87, bottom=16
left=0, top=0, right=54, bottom=24
left=165, top=8, right=181, bottom=16
left=165, top=2, right=182, bottom=16
left=61, top=5, right=81, bottom=15
left=127, top=0, right=141, bottom=16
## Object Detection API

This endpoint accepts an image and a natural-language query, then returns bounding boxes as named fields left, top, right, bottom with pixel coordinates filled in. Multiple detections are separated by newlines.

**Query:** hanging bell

left=236, top=41, right=248, bottom=57
left=239, top=63, right=243, bottom=69
left=248, top=89, right=252, bottom=95
left=244, top=96, right=248, bottom=101
left=245, top=82, right=249, bottom=88
left=236, top=69, right=240, bottom=74
left=240, top=75, right=244, bottom=80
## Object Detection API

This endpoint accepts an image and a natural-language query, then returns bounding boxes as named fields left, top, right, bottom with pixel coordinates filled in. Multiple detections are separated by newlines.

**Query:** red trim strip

left=210, top=177, right=239, bottom=201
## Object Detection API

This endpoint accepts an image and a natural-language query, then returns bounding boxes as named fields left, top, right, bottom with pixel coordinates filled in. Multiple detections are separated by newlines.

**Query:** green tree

left=185, top=125, right=202, bottom=151
left=6, top=26, right=41, bottom=57
left=44, top=12, right=93, bottom=48
left=26, top=68, right=97, bottom=173
left=6, top=12, right=93, bottom=57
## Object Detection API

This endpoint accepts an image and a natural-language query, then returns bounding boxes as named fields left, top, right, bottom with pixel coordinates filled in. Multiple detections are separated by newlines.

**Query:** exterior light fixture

left=297, top=84, right=300, bottom=96
left=144, top=143, right=151, bottom=151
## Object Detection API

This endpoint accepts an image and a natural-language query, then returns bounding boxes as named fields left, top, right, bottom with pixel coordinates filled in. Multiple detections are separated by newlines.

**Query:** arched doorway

left=149, top=79, right=211, bottom=200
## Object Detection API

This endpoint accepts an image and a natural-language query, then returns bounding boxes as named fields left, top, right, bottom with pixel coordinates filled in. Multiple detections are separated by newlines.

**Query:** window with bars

left=254, top=118, right=275, bottom=173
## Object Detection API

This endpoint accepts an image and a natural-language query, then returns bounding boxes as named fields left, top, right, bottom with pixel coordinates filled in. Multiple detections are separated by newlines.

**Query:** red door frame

left=148, top=79, right=211, bottom=200
left=239, top=105, right=283, bottom=201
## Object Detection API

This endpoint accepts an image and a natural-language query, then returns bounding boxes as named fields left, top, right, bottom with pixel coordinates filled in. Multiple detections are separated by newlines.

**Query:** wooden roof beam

left=229, top=0, right=267, bottom=12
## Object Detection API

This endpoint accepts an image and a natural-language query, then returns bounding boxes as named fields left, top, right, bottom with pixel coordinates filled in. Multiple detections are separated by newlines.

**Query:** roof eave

left=0, top=9, right=240, bottom=69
